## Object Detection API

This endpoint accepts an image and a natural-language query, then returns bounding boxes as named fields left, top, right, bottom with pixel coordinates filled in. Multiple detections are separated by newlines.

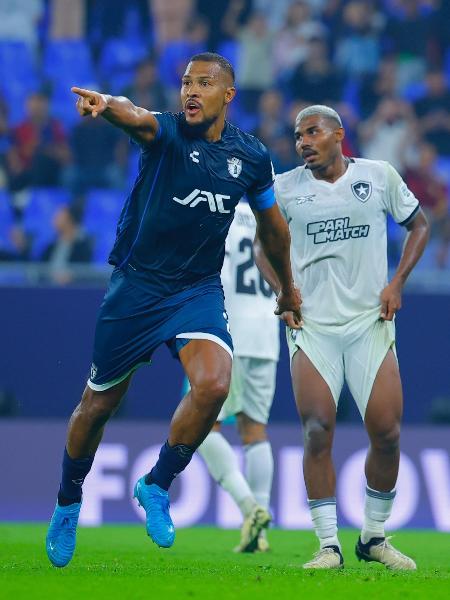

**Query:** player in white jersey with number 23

left=256, top=105, right=429, bottom=570
left=199, top=199, right=280, bottom=553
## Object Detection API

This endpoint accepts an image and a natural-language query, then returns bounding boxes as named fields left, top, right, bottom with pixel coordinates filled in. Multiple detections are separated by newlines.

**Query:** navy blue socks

left=145, top=440, right=195, bottom=490
left=58, top=447, right=94, bottom=505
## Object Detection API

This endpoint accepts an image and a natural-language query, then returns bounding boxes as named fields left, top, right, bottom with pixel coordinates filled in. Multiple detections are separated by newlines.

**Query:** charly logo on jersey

left=307, top=217, right=370, bottom=244
left=227, top=157, right=242, bottom=178
left=351, top=181, right=372, bottom=202
left=173, top=189, right=231, bottom=213
left=296, top=194, right=316, bottom=204
left=189, top=150, right=200, bottom=163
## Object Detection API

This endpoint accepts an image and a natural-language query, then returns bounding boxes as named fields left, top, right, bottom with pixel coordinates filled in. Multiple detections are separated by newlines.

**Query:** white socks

left=245, top=441, right=273, bottom=510
left=198, top=431, right=255, bottom=517
left=199, top=432, right=274, bottom=518
left=308, top=497, right=340, bottom=550
left=361, top=486, right=396, bottom=543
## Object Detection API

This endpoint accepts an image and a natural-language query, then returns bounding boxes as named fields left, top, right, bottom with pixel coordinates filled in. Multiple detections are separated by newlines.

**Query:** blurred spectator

left=6, top=92, right=70, bottom=197
left=405, top=142, right=450, bottom=268
left=358, top=57, right=398, bottom=119
left=335, top=101, right=360, bottom=157
left=334, top=0, right=382, bottom=79
left=232, top=12, right=275, bottom=112
left=197, top=0, right=252, bottom=52
left=87, top=0, right=150, bottom=53
left=49, top=0, right=84, bottom=40
left=414, top=68, right=450, bottom=156
left=121, top=58, right=169, bottom=112
left=0, top=0, right=43, bottom=48
left=271, top=133, right=299, bottom=174
left=157, top=16, right=209, bottom=91
left=0, top=225, right=30, bottom=262
left=41, top=204, right=93, bottom=285
left=253, top=90, right=287, bottom=146
left=272, top=1, right=325, bottom=80
left=358, top=97, right=417, bottom=173
left=288, top=36, right=343, bottom=104
left=0, top=93, right=9, bottom=187
left=252, top=0, right=298, bottom=32
left=430, top=0, right=450, bottom=63
left=63, top=113, right=127, bottom=193
left=150, top=0, right=194, bottom=50
left=384, top=0, right=435, bottom=91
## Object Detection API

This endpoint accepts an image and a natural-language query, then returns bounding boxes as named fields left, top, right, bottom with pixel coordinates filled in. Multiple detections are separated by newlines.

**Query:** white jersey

left=222, top=201, right=280, bottom=361
left=275, top=158, right=420, bottom=327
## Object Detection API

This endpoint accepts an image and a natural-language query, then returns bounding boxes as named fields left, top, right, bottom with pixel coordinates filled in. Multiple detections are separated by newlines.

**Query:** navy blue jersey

left=109, top=112, right=275, bottom=296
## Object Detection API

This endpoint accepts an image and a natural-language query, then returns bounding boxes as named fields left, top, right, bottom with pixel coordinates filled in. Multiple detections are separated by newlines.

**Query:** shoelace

left=315, top=548, right=336, bottom=557
left=376, top=536, right=409, bottom=565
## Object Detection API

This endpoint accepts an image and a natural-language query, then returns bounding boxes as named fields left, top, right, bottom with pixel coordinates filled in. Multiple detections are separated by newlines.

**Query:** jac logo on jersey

left=307, top=217, right=370, bottom=244
left=227, top=157, right=242, bottom=178
left=173, top=189, right=231, bottom=213
left=351, top=181, right=372, bottom=202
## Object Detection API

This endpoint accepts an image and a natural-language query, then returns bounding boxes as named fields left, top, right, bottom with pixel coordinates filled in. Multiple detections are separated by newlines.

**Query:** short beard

left=180, top=113, right=216, bottom=138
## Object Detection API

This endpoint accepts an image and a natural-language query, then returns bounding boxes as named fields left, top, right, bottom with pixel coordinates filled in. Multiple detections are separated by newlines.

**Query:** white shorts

left=218, top=356, right=277, bottom=424
left=288, top=316, right=396, bottom=419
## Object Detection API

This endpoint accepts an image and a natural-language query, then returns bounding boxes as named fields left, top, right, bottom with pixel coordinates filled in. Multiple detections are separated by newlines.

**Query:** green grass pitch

left=1, top=525, right=449, bottom=599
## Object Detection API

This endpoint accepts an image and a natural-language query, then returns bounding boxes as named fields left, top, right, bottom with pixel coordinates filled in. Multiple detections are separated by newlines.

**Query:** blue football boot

left=46, top=500, right=82, bottom=567
left=133, top=477, right=175, bottom=548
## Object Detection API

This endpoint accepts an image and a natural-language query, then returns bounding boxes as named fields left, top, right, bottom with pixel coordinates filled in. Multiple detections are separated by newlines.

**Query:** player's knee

left=80, top=388, right=122, bottom=424
left=370, top=423, right=400, bottom=454
left=191, top=373, right=230, bottom=406
left=303, top=418, right=333, bottom=457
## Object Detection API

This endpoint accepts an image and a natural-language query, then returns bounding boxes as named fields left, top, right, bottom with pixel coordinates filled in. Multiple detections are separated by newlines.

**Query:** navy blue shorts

left=88, top=268, right=233, bottom=391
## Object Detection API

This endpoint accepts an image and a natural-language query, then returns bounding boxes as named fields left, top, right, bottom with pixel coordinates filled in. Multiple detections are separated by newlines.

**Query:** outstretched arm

left=380, top=209, right=429, bottom=320
left=71, top=87, right=159, bottom=145
left=252, top=204, right=302, bottom=328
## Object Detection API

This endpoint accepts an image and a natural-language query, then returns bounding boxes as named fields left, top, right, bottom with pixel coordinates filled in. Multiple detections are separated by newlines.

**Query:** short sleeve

left=274, top=175, right=288, bottom=222
left=246, top=147, right=276, bottom=211
left=384, top=163, right=420, bottom=226
left=136, top=111, right=179, bottom=151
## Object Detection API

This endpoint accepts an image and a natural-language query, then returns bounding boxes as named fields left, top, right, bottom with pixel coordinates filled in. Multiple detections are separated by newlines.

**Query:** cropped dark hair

left=189, top=52, right=235, bottom=83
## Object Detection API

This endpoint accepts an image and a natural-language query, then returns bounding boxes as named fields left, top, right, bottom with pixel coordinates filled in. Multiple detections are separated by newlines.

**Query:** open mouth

left=302, top=150, right=318, bottom=162
left=185, top=100, right=201, bottom=116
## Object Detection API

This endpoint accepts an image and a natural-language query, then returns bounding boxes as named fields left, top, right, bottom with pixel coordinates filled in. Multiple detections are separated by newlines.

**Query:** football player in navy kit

left=46, top=53, right=301, bottom=567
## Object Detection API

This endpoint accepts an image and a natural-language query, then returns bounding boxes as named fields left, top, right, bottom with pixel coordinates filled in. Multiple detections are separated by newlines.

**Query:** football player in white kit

left=255, top=105, right=429, bottom=569
left=198, top=199, right=281, bottom=553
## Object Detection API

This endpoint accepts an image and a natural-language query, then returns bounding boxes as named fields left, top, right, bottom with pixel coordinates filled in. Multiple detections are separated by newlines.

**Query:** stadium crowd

left=0, top=0, right=449, bottom=276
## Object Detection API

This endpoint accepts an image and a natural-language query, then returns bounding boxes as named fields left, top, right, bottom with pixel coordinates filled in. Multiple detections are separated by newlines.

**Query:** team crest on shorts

left=351, top=181, right=372, bottom=203
left=90, top=363, right=97, bottom=380
left=227, top=157, right=242, bottom=178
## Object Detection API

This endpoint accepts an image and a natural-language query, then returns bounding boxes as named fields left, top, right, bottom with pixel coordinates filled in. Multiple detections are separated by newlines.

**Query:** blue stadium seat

left=401, top=81, right=427, bottom=103
left=22, top=188, right=71, bottom=259
left=83, top=189, right=123, bottom=231
left=0, top=41, right=38, bottom=83
left=43, top=40, right=95, bottom=89
left=0, top=190, right=15, bottom=252
left=435, top=156, right=450, bottom=186
left=83, top=189, right=124, bottom=264
left=216, top=40, right=239, bottom=69
left=50, top=86, right=81, bottom=127
left=98, top=37, right=148, bottom=94
left=0, top=41, right=39, bottom=125
left=92, top=229, right=117, bottom=264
